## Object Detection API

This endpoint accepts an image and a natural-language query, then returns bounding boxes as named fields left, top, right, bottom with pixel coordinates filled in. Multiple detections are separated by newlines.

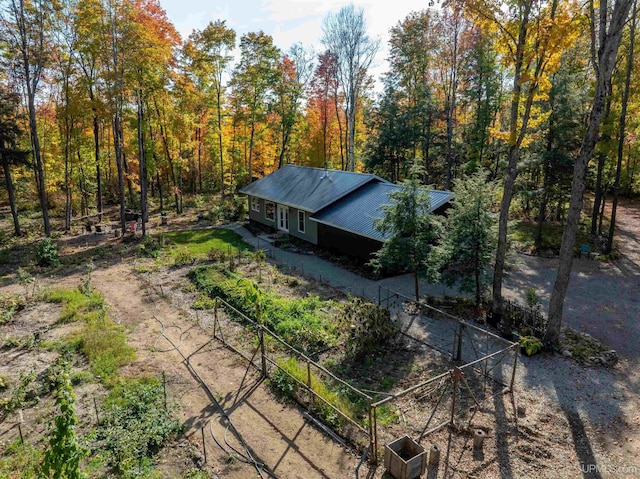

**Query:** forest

left=0, top=0, right=638, bottom=336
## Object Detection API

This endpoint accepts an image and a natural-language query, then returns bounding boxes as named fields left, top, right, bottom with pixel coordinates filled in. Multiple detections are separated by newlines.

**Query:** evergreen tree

left=441, top=171, right=498, bottom=306
left=370, top=162, right=442, bottom=300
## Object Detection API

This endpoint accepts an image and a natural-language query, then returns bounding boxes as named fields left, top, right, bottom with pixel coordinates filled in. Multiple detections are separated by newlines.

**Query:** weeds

left=45, top=286, right=134, bottom=384
left=36, top=237, right=60, bottom=267
left=95, top=377, right=181, bottom=478
left=188, top=266, right=338, bottom=352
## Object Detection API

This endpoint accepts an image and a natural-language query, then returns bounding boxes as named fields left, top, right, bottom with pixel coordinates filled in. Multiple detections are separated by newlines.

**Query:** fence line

left=206, top=288, right=518, bottom=466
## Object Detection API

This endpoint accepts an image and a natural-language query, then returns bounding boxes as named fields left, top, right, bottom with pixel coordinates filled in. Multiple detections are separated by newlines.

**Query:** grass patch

left=188, top=266, right=338, bottom=352
left=511, top=219, right=592, bottom=252
left=44, top=287, right=134, bottom=385
left=72, top=320, right=135, bottom=384
left=0, top=438, right=41, bottom=478
left=163, top=228, right=251, bottom=260
left=45, top=288, right=106, bottom=323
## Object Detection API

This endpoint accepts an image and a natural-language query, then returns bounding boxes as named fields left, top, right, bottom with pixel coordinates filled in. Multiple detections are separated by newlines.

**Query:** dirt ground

left=1, top=202, right=640, bottom=478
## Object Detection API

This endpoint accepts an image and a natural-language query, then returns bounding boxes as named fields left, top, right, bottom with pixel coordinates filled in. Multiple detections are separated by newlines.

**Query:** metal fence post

left=307, top=361, right=313, bottom=405
left=260, top=326, right=267, bottom=378
left=454, top=322, right=464, bottom=361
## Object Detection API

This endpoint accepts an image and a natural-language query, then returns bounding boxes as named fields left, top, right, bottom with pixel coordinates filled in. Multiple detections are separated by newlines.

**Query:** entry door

left=277, top=205, right=289, bottom=232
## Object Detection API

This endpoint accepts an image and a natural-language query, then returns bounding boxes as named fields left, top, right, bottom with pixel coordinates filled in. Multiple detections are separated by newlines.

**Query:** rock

left=601, top=350, right=619, bottom=367
left=562, top=350, right=573, bottom=358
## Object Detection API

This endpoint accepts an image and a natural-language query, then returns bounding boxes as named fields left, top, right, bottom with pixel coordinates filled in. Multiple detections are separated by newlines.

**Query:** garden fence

left=199, top=290, right=518, bottom=466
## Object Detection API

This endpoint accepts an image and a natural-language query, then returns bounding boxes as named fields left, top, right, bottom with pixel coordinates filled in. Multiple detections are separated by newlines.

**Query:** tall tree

left=442, top=171, right=498, bottom=306
left=183, top=20, right=235, bottom=193
left=464, top=0, right=580, bottom=328
left=322, top=4, right=379, bottom=171
left=0, top=83, right=28, bottom=237
left=606, top=0, right=637, bottom=253
left=546, top=0, right=635, bottom=344
left=370, top=162, right=442, bottom=300
left=231, top=31, right=279, bottom=183
left=274, top=44, right=313, bottom=169
left=2, top=0, right=58, bottom=236
left=74, top=0, right=107, bottom=222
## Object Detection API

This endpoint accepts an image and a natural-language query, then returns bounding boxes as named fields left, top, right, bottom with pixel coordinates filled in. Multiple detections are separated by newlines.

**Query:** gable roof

left=312, top=182, right=453, bottom=242
left=239, top=165, right=387, bottom=213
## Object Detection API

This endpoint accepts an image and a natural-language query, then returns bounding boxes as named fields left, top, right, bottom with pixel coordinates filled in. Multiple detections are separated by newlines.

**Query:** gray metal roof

left=311, top=183, right=453, bottom=242
left=239, top=165, right=386, bottom=213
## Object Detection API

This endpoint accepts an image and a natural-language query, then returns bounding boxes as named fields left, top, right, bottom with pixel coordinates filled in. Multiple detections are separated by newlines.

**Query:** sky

left=158, top=0, right=433, bottom=91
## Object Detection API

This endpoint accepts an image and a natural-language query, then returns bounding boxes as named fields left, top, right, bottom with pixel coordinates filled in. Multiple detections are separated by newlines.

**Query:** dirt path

left=90, top=262, right=364, bottom=479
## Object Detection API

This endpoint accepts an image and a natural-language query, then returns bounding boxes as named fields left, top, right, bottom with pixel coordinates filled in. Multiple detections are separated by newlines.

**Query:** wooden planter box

left=384, top=435, right=426, bottom=479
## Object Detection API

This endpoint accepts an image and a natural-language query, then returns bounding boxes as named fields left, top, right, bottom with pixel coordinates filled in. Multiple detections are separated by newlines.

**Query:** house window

left=265, top=202, right=275, bottom=221
left=251, top=197, right=260, bottom=212
left=298, top=211, right=305, bottom=234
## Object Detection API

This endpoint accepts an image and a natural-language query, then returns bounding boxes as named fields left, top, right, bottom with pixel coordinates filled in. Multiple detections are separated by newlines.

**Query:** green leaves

left=40, top=360, right=88, bottom=479
left=370, top=162, right=443, bottom=298
left=441, top=171, right=498, bottom=305
left=95, top=378, right=181, bottom=478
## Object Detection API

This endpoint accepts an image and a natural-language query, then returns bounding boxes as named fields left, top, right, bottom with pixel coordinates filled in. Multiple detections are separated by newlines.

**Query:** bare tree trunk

left=491, top=1, right=532, bottom=326
left=137, top=90, right=148, bottom=236
left=547, top=0, right=634, bottom=344
left=607, top=0, right=636, bottom=253
left=93, top=114, right=102, bottom=222
left=1, top=153, right=21, bottom=236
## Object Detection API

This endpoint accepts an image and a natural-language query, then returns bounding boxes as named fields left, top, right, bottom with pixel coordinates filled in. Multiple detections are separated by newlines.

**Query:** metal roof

left=311, top=183, right=453, bottom=242
left=239, top=165, right=386, bottom=213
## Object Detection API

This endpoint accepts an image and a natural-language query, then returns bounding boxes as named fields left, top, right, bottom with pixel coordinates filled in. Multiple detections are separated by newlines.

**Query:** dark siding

left=317, top=223, right=382, bottom=261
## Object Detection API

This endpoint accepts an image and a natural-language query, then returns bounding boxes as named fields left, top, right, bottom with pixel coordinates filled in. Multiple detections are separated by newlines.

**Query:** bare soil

left=1, top=201, right=640, bottom=478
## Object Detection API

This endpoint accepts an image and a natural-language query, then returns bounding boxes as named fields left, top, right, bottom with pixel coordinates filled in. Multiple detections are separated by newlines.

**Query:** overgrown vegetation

left=270, top=357, right=398, bottom=430
left=35, top=238, right=60, bottom=267
left=95, top=377, right=181, bottom=478
left=341, top=297, right=396, bottom=359
left=40, top=360, right=88, bottom=479
left=188, top=265, right=338, bottom=352
left=0, top=293, right=25, bottom=324
left=44, top=287, right=134, bottom=384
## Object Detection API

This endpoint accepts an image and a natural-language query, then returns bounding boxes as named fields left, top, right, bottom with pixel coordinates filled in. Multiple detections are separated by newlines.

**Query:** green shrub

left=188, top=266, right=337, bottom=352
left=139, top=235, right=162, bottom=258
left=36, top=238, right=60, bottom=267
left=173, top=248, right=195, bottom=266
left=96, top=377, right=181, bottom=478
left=40, top=360, right=88, bottom=479
left=519, top=336, right=543, bottom=356
left=0, top=293, right=24, bottom=325
left=341, top=297, right=396, bottom=358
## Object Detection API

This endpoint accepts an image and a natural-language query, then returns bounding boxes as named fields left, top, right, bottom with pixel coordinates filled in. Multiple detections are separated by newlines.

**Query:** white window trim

left=251, top=197, right=260, bottom=212
left=298, top=210, right=305, bottom=234
left=265, top=201, right=275, bottom=221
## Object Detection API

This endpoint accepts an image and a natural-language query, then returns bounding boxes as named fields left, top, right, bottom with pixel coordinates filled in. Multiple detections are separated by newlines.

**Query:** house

left=239, top=165, right=452, bottom=260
